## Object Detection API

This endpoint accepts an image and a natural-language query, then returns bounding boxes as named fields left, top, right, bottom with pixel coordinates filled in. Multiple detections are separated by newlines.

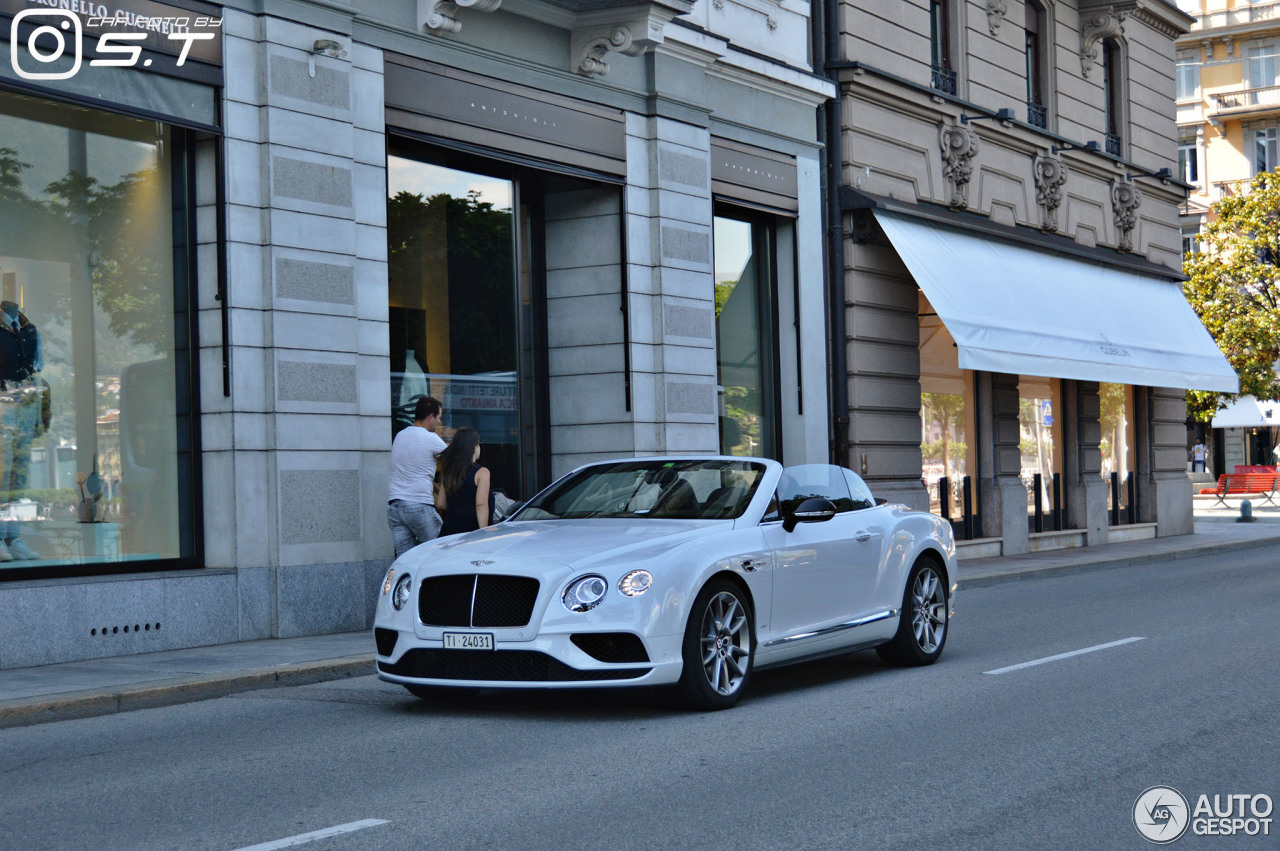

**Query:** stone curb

left=0, top=656, right=375, bottom=730
left=959, top=533, right=1280, bottom=589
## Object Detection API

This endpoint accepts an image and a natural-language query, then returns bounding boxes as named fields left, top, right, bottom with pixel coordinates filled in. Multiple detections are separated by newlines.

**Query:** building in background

left=822, top=0, right=1236, bottom=557
left=0, top=0, right=833, bottom=668
left=1173, top=0, right=1280, bottom=471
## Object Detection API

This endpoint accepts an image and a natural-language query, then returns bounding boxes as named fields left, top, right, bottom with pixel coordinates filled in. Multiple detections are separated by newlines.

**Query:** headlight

left=381, top=569, right=395, bottom=596
left=392, top=574, right=413, bottom=611
left=563, top=574, right=608, bottom=612
left=618, top=569, right=653, bottom=597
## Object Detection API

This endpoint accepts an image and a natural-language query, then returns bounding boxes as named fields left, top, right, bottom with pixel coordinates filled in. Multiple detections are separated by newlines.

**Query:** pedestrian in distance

left=387, top=395, right=447, bottom=559
left=1192, top=438, right=1207, bottom=473
left=434, top=427, right=495, bottom=537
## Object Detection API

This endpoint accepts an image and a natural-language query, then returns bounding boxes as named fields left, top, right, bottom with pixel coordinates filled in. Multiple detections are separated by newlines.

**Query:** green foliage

left=1183, top=169, right=1280, bottom=420
left=921, top=440, right=966, bottom=462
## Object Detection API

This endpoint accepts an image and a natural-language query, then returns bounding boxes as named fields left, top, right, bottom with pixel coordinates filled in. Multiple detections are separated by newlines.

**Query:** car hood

left=402, top=518, right=727, bottom=574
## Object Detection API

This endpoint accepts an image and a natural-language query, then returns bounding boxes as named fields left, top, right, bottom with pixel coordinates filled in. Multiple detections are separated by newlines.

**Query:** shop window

left=713, top=211, right=779, bottom=459
left=387, top=153, right=528, bottom=497
left=1019, top=376, right=1064, bottom=530
left=919, top=292, right=977, bottom=534
left=1099, top=383, right=1137, bottom=524
left=0, top=91, right=195, bottom=571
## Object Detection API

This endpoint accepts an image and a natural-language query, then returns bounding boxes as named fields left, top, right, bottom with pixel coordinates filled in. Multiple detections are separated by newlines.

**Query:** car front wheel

left=877, top=557, right=949, bottom=666
left=677, top=579, right=754, bottom=710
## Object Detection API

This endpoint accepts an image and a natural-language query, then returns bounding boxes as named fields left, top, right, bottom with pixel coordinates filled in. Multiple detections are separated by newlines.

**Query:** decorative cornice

left=939, top=122, right=981, bottom=210
left=1111, top=178, right=1143, bottom=253
left=419, top=0, right=503, bottom=35
left=569, top=2, right=692, bottom=78
left=1081, top=9, right=1126, bottom=78
left=986, top=0, right=1008, bottom=36
left=1034, top=154, right=1069, bottom=233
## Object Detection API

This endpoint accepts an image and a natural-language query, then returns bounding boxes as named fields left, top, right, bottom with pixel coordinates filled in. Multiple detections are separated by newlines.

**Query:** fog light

left=392, top=574, right=413, bottom=611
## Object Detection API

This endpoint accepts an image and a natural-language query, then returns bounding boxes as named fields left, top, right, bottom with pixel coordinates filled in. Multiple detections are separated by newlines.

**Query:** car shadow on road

left=379, top=648, right=921, bottom=720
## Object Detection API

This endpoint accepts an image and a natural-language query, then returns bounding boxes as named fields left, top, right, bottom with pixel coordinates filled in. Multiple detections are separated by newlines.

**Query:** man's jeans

left=387, top=500, right=442, bottom=559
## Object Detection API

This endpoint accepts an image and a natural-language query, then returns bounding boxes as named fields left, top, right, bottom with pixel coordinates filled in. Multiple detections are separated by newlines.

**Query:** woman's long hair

left=437, top=427, right=481, bottom=495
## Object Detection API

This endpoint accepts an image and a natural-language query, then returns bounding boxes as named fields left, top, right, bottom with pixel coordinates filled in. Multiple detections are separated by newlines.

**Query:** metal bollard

left=1238, top=499, right=1255, bottom=523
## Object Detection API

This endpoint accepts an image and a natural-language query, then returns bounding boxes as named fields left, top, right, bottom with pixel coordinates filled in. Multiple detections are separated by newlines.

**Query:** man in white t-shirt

left=1192, top=438, right=1208, bottom=473
left=387, top=396, right=448, bottom=558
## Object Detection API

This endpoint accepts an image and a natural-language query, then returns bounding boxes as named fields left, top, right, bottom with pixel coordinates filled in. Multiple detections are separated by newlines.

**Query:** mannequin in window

left=0, top=271, right=50, bottom=561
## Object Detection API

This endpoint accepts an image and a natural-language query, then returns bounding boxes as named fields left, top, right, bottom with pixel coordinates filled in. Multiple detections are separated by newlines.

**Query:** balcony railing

left=1212, top=84, right=1280, bottom=112
left=1192, top=1, right=1280, bottom=31
left=1027, top=101, right=1047, bottom=129
left=931, top=63, right=957, bottom=96
left=1105, top=133, right=1123, bottom=157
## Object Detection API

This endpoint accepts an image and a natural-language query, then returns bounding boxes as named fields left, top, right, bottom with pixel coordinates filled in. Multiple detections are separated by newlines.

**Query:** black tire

left=876, top=557, right=949, bottom=667
left=676, top=579, right=755, bottom=711
left=404, top=684, right=481, bottom=702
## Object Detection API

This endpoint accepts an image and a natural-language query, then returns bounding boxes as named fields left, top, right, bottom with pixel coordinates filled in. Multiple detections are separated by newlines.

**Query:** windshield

left=513, top=459, right=768, bottom=521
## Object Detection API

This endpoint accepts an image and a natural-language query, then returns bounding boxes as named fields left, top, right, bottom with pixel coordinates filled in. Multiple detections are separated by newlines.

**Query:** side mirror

left=783, top=496, right=838, bottom=533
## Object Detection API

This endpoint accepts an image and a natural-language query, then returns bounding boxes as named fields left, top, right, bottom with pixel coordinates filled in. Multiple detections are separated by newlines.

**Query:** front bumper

left=375, top=629, right=685, bottom=689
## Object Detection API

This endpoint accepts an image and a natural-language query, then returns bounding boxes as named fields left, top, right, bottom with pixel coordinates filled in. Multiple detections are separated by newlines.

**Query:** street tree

left=1183, top=169, right=1280, bottom=420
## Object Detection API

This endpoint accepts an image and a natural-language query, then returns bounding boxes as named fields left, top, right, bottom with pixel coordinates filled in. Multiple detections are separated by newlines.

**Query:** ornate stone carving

left=1110, top=178, right=1143, bottom=253
left=569, top=3, right=690, bottom=78
left=1080, top=10, right=1125, bottom=78
left=1033, top=154, right=1068, bottom=233
left=573, top=24, right=652, bottom=78
left=987, top=0, right=1008, bottom=36
left=419, top=0, right=502, bottom=35
left=939, top=122, right=981, bottom=210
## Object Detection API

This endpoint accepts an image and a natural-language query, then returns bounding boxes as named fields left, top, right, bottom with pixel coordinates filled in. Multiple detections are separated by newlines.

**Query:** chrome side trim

left=762, top=609, right=897, bottom=648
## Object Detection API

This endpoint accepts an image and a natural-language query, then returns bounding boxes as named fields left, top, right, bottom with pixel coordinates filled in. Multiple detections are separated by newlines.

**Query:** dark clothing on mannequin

left=440, top=463, right=494, bottom=537
left=0, top=308, right=41, bottom=387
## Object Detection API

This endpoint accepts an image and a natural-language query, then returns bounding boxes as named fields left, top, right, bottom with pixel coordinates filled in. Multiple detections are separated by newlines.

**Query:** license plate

left=443, top=632, right=494, bottom=650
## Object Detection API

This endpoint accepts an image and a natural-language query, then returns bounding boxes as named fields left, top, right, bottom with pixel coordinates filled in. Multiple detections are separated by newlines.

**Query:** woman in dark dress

left=434, top=427, right=495, bottom=536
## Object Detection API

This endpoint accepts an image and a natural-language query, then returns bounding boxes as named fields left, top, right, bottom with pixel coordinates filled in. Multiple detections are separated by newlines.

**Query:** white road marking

left=230, top=819, right=390, bottom=851
left=983, top=636, right=1146, bottom=675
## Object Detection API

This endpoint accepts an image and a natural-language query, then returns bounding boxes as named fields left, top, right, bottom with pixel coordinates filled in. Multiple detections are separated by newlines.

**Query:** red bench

left=1201, top=473, right=1280, bottom=508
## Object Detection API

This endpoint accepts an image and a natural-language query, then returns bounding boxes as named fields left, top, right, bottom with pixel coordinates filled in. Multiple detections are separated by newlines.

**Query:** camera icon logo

left=10, top=9, right=83, bottom=81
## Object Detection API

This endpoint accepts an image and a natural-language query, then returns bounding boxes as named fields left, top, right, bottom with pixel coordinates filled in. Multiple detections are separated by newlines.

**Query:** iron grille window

left=1105, top=133, right=1123, bottom=157
left=1027, top=102, right=1047, bottom=129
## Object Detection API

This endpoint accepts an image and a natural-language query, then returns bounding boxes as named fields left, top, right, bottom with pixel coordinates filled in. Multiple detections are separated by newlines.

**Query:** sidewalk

left=2, top=497, right=1278, bottom=729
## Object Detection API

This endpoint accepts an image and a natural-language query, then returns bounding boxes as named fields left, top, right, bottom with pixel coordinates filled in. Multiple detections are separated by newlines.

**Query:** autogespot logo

left=9, top=8, right=218, bottom=81
left=1134, top=786, right=1191, bottom=844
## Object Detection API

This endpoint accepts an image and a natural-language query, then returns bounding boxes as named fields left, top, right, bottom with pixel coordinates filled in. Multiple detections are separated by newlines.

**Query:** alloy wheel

left=911, top=566, right=947, bottom=654
left=699, top=591, right=751, bottom=696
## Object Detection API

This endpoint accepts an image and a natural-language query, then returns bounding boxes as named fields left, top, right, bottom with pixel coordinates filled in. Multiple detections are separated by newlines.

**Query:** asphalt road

left=2, top=549, right=1277, bottom=850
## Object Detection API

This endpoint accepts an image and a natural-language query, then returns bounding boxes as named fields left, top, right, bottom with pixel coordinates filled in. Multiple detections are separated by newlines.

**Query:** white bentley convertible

left=374, top=457, right=957, bottom=710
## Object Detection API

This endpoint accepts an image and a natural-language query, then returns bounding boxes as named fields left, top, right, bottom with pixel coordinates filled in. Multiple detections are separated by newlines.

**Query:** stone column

left=1146, top=386, right=1194, bottom=536
left=621, top=114, right=719, bottom=462
left=208, top=10, right=390, bottom=639
left=1063, top=380, right=1108, bottom=544
left=976, top=371, right=1029, bottom=554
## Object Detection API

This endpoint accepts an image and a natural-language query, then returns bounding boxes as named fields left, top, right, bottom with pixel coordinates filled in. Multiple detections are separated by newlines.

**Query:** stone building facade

left=0, top=0, right=833, bottom=668
left=823, top=0, right=1235, bottom=556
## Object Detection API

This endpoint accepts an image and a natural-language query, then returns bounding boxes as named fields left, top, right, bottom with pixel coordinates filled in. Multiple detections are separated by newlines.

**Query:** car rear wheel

left=877, top=558, right=948, bottom=667
left=676, top=579, right=754, bottom=710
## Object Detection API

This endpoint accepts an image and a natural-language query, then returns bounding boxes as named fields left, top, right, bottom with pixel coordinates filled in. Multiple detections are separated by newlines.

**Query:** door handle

left=854, top=531, right=872, bottom=542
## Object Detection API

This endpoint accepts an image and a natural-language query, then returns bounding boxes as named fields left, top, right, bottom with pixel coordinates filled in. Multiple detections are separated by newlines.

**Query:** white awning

left=1211, top=396, right=1280, bottom=428
left=876, top=212, right=1239, bottom=392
